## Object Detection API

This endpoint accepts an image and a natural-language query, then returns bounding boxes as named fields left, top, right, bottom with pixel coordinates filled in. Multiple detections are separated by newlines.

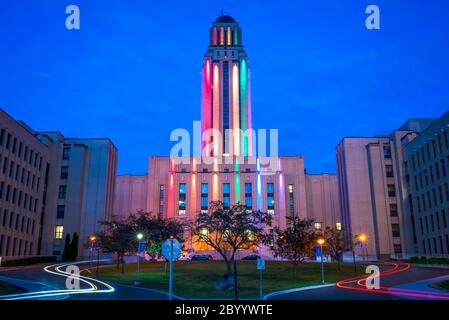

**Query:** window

left=288, top=184, right=295, bottom=218
left=223, top=183, right=230, bottom=209
left=336, top=222, right=342, bottom=231
left=159, top=185, right=165, bottom=214
left=60, top=166, right=69, bottom=179
left=392, top=224, right=400, bottom=237
left=385, top=165, right=394, bottom=178
left=58, top=186, right=67, bottom=199
left=389, top=204, right=398, bottom=217
left=62, top=147, right=70, bottom=160
left=54, top=226, right=64, bottom=239
left=383, top=145, right=391, bottom=158
left=57, top=205, right=65, bottom=219
left=387, top=184, right=396, bottom=197
left=244, top=183, right=252, bottom=209
left=178, top=183, right=186, bottom=214
left=314, top=222, right=322, bottom=230
left=201, top=183, right=208, bottom=210
left=393, top=244, right=402, bottom=254
left=267, top=183, right=274, bottom=211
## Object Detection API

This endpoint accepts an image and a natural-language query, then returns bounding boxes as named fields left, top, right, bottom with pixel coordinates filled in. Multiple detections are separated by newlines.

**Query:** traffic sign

left=162, top=238, right=182, bottom=261
left=357, top=241, right=363, bottom=249
left=316, top=245, right=322, bottom=257
left=138, top=242, right=146, bottom=253
left=257, top=258, right=265, bottom=270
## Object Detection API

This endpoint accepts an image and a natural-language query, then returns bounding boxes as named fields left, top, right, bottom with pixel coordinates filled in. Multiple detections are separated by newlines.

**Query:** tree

left=322, top=226, right=345, bottom=271
left=272, top=217, right=317, bottom=274
left=190, top=201, right=272, bottom=299
left=94, top=212, right=184, bottom=273
left=62, top=234, right=71, bottom=261
left=95, top=218, right=135, bottom=274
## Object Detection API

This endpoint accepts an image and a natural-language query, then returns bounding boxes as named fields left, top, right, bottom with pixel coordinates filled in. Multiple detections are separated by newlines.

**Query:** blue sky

left=1, top=0, right=448, bottom=174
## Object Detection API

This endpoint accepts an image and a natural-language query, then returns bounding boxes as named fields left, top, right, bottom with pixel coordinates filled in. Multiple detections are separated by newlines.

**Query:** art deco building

left=0, top=108, right=117, bottom=261
left=113, top=15, right=341, bottom=257
left=402, top=111, right=449, bottom=257
left=336, top=118, right=445, bottom=259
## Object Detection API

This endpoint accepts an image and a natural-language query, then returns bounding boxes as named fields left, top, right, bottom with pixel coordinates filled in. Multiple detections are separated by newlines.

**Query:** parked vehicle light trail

left=0, top=260, right=115, bottom=300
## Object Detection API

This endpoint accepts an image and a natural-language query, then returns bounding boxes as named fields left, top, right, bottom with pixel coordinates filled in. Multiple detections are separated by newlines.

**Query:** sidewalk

left=389, top=274, right=449, bottom=300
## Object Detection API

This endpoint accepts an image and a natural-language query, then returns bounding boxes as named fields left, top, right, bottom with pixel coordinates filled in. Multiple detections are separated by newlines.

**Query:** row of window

left=0, top=156, right=41, bottom=191
left=422, top=234, right=449, bottom=256
left=412, top=130, right=449, bottom=170
left=416, top=184, right=449, bottom=213
left=419, top=210, right=449, bottom=235
left=0, top=128, right=43, bottom=171
left=413, top=157, right=448, bottom=192
left=0, top=208, right=36, bottom=234
left=212, top=26, right=239, bottom=46
left=178, top=168, right=255, bottom=173
left=177, top=182, right=276, bottom=214
left=0, top=234, right=34, bottom=257
left=0, top=182, right=39, bottom=213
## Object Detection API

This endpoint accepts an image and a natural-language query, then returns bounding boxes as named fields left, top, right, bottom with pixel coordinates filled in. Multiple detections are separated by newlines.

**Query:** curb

left=263, top=283, right=336, bottom=300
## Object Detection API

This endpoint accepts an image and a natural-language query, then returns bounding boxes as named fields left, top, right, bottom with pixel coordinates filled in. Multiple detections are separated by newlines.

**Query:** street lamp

left=358, top=233, right=368, bottom=265
left=135, top=233, right=144, bottom=286
left=317, top=237, right=325, bottom=285
left=89, top=235, right=97, bottom=267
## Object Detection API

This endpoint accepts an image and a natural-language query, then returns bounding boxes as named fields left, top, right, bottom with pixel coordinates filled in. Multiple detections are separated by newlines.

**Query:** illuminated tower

left=201, top=15, right=253, bottom=157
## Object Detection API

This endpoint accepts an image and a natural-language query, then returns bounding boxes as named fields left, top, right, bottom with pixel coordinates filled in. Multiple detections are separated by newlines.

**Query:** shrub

left=0, top=256, right=56, bottom=267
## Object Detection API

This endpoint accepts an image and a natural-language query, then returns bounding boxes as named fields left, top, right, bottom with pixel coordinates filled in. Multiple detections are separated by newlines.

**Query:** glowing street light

left=135, top=232, right=145, bottom=286
left=89, top=235, right=97, bottom=267
left=317, top=237, right=326, bottom=285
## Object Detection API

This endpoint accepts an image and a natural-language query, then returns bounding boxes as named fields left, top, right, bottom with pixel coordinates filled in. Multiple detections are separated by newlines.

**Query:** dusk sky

left=1, top=0, right=448, bottom=175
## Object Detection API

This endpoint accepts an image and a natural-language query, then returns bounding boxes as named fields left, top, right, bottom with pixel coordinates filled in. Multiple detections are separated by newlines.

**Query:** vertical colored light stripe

left=235, top=157, right=240, bottom=203
left=213, top=173, right=218, bottom=201
left=168, top=173, right=174, bottom=217
left=277, top=158, right=286, bottom=228
left=227, top=27, right=232, bottom=45
left=235, top=174, right=241, bottom=204
left=191, top=173, right=196, bottom=214
left=213, top=27, right=218, bottom=46
left=256, top=158, right=263, bottom=210
left=240, top=59, right=248, bottom=156
left=247, top=69, right=253, bottom=156
left=202, top=59, right=212, bottom=156
left=220, top=27, right=225, bottom=45
left=232, top=64, right=240, bottom=156
left=233, top=27, right=239, bottom=45
left=213, top=63, right=220, bottom=156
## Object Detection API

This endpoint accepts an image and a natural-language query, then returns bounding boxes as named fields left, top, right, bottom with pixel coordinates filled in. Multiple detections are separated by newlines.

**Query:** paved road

left=1, top=260, right=448, bottom=300
left=268, top=262, right=449, bottom=300
left=0, top=261, right=176, bottom=300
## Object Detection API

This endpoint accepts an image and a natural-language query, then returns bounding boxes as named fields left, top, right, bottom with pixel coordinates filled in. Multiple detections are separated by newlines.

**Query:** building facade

left=403, top=112, right=449, bottom=257
left=39, top=134, right=118, bottom=257
left=336, top=118, right=444, bottom=259
left=113, top=15, right=342, bottom=257
left=0, top=109, right=50, bottom=258
left=0, top=108, right=117, bottom=260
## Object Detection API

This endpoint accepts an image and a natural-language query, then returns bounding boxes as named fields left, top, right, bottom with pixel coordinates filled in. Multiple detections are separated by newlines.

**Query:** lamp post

left=89, top=235, right=96, bottom=267
left=135, top=233, right=144, bottom=286
left=317, top=237, right=325, bottom=285
left=358, top=234, right=367, bottom=266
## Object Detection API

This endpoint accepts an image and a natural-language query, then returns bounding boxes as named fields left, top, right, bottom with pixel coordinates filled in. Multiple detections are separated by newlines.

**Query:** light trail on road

left=0, top=260, right=115, bottom=300
left=337, top=261, right=449, bottom=300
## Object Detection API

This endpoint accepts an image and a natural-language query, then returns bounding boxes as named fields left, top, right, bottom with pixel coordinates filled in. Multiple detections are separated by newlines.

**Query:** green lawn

left=85, top=260, right=363, bottom=299
left=435, top=280, right=449, bottom=291
left=0, top=280, right=27, bottom=295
